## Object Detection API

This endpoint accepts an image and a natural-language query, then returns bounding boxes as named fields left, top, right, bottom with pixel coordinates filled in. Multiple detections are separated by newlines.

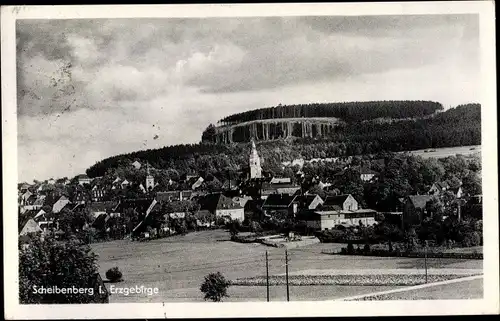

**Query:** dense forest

left=217, top=100, right=443, bottom=125
left=86, top=103, right=480, bottom=179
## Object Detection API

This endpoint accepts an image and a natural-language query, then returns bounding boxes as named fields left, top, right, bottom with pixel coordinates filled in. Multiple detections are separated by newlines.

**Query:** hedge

left=323, top=248, right=483, bottom=260
left=233, top=274, right=471, bottom=286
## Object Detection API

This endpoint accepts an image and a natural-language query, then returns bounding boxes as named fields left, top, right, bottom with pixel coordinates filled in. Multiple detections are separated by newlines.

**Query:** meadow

left=90, top=230, right=482, bottom=303
left=404, top=145, right=481, bottom=159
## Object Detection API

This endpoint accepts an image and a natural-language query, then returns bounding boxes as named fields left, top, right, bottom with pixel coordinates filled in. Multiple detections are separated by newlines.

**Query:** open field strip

left=91, top=230, right=483, bottom=302
left=336, top=274, right=483, bottom=301
left=281, top=268, right=482, bottom=276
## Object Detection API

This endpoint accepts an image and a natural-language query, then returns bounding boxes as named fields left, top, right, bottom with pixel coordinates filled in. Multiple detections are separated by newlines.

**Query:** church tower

left=249, top=139, right=262, bottom=179
left=145, top=163, right=155, bottom=191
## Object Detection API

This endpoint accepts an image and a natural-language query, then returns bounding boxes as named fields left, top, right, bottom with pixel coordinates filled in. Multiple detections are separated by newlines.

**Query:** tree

left=201, top=124, right=217, bottom=143
left=462, top=172, right=481, bottom=196
left=307, top=184, right=326, bottom=199
left=200, top=272, right=230, bottom=302
left=19, top=237, right=105, bottom=303
left=228, top=220, right=240, bottom=237
left=425, top=198, right=444, bottom=221
left=105, top=267, right=123, bottom=283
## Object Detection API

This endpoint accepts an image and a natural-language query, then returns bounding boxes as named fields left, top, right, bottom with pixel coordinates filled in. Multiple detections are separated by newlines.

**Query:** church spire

left=249, top=139, right=262, bottom=179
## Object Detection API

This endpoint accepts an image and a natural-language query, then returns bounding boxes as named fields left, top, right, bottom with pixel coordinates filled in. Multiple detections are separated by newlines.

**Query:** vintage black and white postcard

left=2, top=2, right=498, bottom=319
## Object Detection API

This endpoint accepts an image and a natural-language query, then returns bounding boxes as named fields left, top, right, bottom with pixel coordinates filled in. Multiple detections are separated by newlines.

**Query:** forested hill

left=217, top=100, right=443, bottom=125
left=85, top=103, right=480, bottom=178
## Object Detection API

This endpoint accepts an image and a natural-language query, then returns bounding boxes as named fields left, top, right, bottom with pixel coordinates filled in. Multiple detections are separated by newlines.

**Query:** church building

left=145, top=163, right=155, bottom=191
left=249, top=139, right=262, bottom=179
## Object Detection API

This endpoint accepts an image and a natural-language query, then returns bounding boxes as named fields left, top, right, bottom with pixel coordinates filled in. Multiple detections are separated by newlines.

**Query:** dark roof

left=359, top=167, right=378, bottom=175
left=92, top=213, right=108, bottom=228
left=222, top=180, right=239, bottom=190
left=33, top=196, right=46, bottom=206
left=199, top=193, right=242, bottom=213
left=262, top=194, right=297, bottom=208
left=88, top=201, right=118, bottom=212
left=293, top=194, right=322, bottom=208
left=244, top=198, right=264, bottom=210
left=323, top=194, right=350, bottom=207
left=156, top=191, right=181, bottom=202
left=19, top=210, right=39, bottom=230
left=433, top=181, right=450, bottom=190
left=117, top=198, right=156, bottom=214
left=262, top=182, right=298, bottom=189
left=407, top=195, right=435, bottom=209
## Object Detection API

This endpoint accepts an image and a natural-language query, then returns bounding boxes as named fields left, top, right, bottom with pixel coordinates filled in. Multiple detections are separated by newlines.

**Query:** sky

left=16, top=14, right=480, bottom=183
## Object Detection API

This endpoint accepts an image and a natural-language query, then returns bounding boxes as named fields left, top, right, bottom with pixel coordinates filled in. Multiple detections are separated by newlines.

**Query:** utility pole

left=266, top=251, right=270, bottom=302
left=285, top=250, right=290, bottom=302
left=424, top=241, right=428, bottom=283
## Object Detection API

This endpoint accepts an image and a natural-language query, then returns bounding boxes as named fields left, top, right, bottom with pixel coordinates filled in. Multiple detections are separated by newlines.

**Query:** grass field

left=90, top=230, right=482, bottom=303
left=403, top=145, right=481, bottom=159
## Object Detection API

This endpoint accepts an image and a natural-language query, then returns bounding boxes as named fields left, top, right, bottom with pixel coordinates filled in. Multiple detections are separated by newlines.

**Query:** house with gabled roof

left=293, top=194, right=324, bottom=211
left=20, top=218, right=43, bottom=236
left=359, top=167, right=379, bottom=182
left=52, top=195, right=71, bottom=214
left=320, top=194, right=359, bottom=211
left=32, top=195, right=46, bottom=208
left=198, top=193, right=244, bottom=222
left=261, top=181, right=301, bottom=199
left=131, top=160, right=142, bottom=170
left=402, top=195, right=437, bottom=229
left=33, top=209, right=55, bottom=231
left=77, top=174, right=92, bottom=186
left=87, top=201, right=119, bottom=219
left=121, top=179, right=131, bottom=188
left=262, top=194, right=298, bottom=220
left=297, top=208, right=378, bottom=231
left=222, top=180, right=239, bottom=191
left=156, top=190, right=193, bottom=203
left=20, top=190, right=33, bottom=205
left=449, top=186, right=464, bottom=199
left=91, top=183, right=108, bottom=202
left=270, top=177, right=291, bottom=184
left=429, top=181, right=450, bottom=195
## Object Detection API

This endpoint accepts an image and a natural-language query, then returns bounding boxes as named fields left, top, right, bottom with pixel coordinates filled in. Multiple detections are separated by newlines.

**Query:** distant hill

left=86, top=102, right=480, bottom=179
left=204, top=100, right=443, bottom=143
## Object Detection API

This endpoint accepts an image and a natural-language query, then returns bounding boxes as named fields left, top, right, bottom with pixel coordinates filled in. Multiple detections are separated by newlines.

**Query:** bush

left=105, top=267, right=123, bottom=283
left=200, top=272, right=230, bottom=302
left=250, top=221, right=262, bottom=233
left=363, top=243, right=371, bottom=253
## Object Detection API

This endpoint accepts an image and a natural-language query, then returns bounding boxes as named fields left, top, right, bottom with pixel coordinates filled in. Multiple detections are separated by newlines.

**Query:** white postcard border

left=2, top=2, right=498, bottom=319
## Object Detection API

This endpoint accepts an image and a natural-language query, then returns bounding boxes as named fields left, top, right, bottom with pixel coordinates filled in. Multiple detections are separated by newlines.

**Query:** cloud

left=16, top=15, right=480, bottom=181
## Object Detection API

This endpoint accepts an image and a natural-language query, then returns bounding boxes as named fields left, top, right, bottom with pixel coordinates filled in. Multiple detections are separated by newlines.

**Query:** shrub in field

left=363, top=243, right=371, bottom=253
left=106, top=267, right=123, bottom=283
left=461, top=231, right=481, bottom=247
left=250, top=221, right=262, bottom=233
left=200, top=272, right=230, bottom=302
left=347, top=242, right=355, bottom=254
